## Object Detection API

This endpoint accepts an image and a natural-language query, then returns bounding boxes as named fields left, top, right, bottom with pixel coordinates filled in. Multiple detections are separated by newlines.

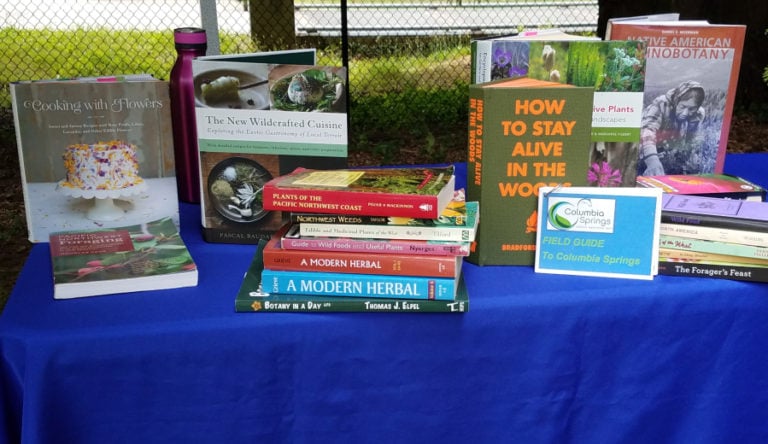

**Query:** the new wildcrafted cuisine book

left=10, top=76, right=179, bottom=243
left=236, top=243, right=469, bottom=313
left=263, top=165, right=456, bottom=219
left=472, top=38, right=647, bottom=188
left=49, top=216, right=197, bottom=299
left=262, top=226, right=463, bottom=278
left=607, top=20, right=746, bottom=177
left=467, top=77, right=594, bottom=265
left=193, top=49, right=348, bottom=244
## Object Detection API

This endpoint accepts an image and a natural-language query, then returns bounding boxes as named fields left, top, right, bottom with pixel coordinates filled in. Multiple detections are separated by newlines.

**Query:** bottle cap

left=174, top=28, right=207, bottom=45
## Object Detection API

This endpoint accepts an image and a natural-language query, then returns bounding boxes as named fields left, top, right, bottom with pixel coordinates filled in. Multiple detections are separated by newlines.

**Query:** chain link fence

left=1, top=0, right=597, bottom=156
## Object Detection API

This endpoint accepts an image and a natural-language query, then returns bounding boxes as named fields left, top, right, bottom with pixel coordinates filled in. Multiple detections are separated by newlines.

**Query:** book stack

left=657, top=194, right=768, bottom=282
left=236, top=165, right=474, bottom=313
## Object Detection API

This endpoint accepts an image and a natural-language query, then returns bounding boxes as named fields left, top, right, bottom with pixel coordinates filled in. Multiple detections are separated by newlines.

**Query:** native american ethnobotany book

left=10, top=75, right=179, bottom=243
left=607, top=19, right=746, bottom=176
left=193, top=49, right=348, bottom=244
left=49, top=216, right=197, bottom=299
left=236, top=241, right=468, bottom=313
left=467, top=77, right=594, bottom=265
left=471, top=37, right=647, bottom=188
left=262, top=165, right=456, bottom=219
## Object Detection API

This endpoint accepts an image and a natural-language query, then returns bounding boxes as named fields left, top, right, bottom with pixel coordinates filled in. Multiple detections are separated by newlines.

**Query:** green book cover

left=236, top=240, right=469, bottom=313
left=467, top=77, right=594, bottom=265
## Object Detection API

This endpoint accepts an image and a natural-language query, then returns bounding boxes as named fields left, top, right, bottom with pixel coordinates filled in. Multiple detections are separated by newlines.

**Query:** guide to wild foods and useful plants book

left=10, top=75, right=179, bottom=243
left=193, top=49, right=348, bottom=244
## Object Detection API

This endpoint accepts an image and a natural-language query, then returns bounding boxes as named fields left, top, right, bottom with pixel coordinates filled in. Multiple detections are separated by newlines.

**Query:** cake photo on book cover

left=49, top=216, right=198, bottom=299
left=10, top=76, right=179, bottom=242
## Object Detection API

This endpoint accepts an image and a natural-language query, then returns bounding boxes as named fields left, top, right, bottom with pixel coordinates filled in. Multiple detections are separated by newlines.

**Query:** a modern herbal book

left=467, top=77, right=594, bottom=265
left=236, top=241, right=469, bottom=313
left=606, top=19, right=746, bottom=176
left=262, top=165, right=456, bottom=219
left=471, top=37, right=647, bottom=188
left=193, top=49, right=348, bottom=244
left=263, top=225, right=463, bottom=278
left=49, top=216, right=197, bottom=299
left=10, top=75, right=179, bottom=243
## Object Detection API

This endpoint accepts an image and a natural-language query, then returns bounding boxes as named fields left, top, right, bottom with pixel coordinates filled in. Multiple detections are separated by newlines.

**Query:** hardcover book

left=607, top=19, right=746, bottom=177
left=236, top=242, right=468, bottom=313
left=471, top=37, right=647, bottom=188
left=637, top=174, right=765, bottom=201
left=661, top=194, right=768, bottom=231
left=260, top=268, right=458, bottom=300
left=193, top=49, right=348, bottom=244
left=294, top=200, right=478, bottom=242
left=263, top=225, right=462, bottom=278
left=10, top=76, right=179, bottom=243
left=49, top=216, right=197, bottom=299
left=262, top=165, right=456, bottom=219
left=467, top=77, right=594, bottom=265
left=281, top=227, right=471, bottom=257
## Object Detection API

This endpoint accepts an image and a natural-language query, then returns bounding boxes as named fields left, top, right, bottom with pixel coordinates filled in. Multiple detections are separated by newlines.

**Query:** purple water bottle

left=169, top=27, right=207, bottom=203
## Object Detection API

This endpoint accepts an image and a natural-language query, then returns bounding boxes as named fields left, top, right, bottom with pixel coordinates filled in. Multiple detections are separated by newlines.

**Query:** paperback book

left=471, top=37, right=647, bottom=188
left=236, top=243, right=469, bottom=313
left=294, top=200, right=478, bottom=242
left=263, top=165, right=456, bottom=219
left=607, top=19, right=746, bottom=176
left=659, top=234, right=768, bottom=261
left=637, top=174, right=765, bottom=201
left=660, top=223, right=768, bottom=248
left=281, top=227, right=471, bottom=257
left=193, top=49, right=348, bottom=244
left=658, top=259, right=768, bottom=283
left=661, top=194, right=768, bottom=231
left=10, top=75, right=179, bottom=242
left=263, top=225, right=462, bottom=278
left=49, top=216, right=197, bottom=299
left=467, top=77, right=594, bottom=265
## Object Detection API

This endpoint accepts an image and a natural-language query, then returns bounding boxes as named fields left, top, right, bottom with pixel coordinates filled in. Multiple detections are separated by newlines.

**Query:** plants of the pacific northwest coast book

left=607, top=19, right=746, bottom=177
left=49, top=217, right=197, bottom=299
left=467, top=77, right=594, bottom=265
left=236, top=241, right=468, bottom=313
left=471, top=37, right=647, bottom=188
left=10, top=76, right=179, bottom=243
left=263, top=165, right=456, bottom=219
left=263, top=225, right=463, bottom=278
left=193, top=49, right=348, bottom=244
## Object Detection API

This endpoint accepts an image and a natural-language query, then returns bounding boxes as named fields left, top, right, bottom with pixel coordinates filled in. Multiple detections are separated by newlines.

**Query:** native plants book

left=193, top=49, right=348, bottom=244
left=471, top=37, right=647, bottom=188
left=10, top=76, right=179, bottom=243
left=607, top=19, right=746, bottom=176
left=467, top=77, right=594, bottom=265
left=262, top=165, right=456, bottom=219
left=49, top=216, right=197, bottom=299
left=236, top=241, right=469, bottom=313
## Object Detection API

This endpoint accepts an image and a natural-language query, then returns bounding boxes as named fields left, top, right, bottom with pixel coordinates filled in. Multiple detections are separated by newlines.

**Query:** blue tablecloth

left=2, top=153, right=768, bottom=444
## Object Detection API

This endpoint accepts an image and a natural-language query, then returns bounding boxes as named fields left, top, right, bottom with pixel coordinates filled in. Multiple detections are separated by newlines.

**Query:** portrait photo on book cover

left=638, top=56, right=734, bottom=177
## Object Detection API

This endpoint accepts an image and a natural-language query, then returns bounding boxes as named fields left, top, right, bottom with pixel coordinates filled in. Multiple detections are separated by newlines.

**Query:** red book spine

left=263, top=236, right=459, bottom=278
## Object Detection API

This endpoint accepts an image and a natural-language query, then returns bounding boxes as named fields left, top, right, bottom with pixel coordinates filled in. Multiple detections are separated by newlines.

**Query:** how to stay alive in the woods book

left=263, top=165, right=456, bottom=219
left=49, top=216, right=197, bottom=299
left=262, top=225, right=463, bottom=278
left=471, top=36, right=647, bottom=188
left=467, top=77, right=594, bottom=265
left=606, top=18, right=746, bottom=177
left=193, top=49, right=348, bottom=244
left=236, top=240, right=468, bottom=313
left=10, top=75, right=179, bottom=243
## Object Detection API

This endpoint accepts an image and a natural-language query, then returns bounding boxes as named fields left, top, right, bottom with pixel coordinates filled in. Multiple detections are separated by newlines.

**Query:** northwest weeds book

left=193, top=49, right=348, bottom=244
left=49, top=216, right=197, bottom=299
left=467, top=77, right=594, bottom=265
left=10, top=76, right=179, bottom=242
